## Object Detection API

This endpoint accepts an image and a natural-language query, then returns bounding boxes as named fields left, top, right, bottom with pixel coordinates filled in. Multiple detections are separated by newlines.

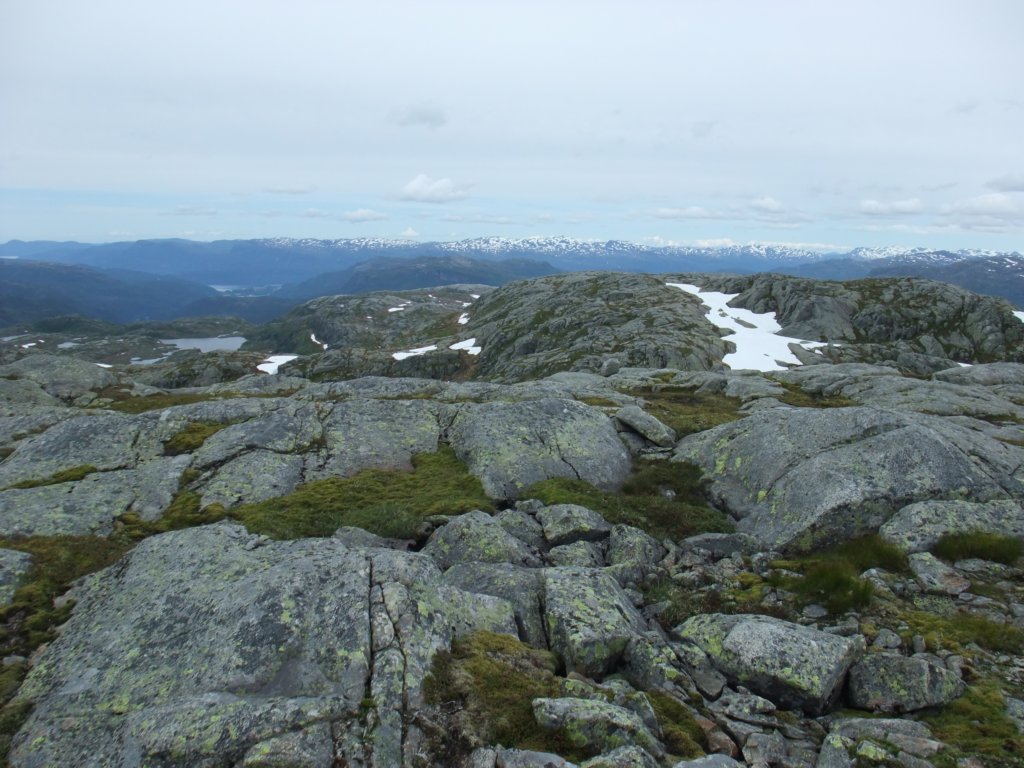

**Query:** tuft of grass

left=932, top=532, right=1022, bottom=566
left=646, top=690, right=706, bottom=759
left=423, top=631, right=587, bottom=762
left=830, top=535, right=909, bottom=574
left=524, top=458, right=732, bottom=542
left=163, top=422, right=230, bottom=455
left=902, top=610, right=1024, bottom=655
left=5, top=464, right=99, bottom=490
left=624, top=386, right=744, bottom=437
left=231, top=446, right=493, bottom=540
left=923, top=679, right=1024, bottom=768
left=774, top=381, right=857, bottom=409
left=107, top=392, right=230, bottom=414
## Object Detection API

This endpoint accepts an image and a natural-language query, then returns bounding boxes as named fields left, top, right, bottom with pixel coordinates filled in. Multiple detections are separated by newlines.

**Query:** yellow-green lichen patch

left=524, top=458, right=731, bottom=541
left=423, top=631, right=588, bottom=762
left=231, top=446, right=493, bottom=540
left=645, top=690, right=706, bottom=759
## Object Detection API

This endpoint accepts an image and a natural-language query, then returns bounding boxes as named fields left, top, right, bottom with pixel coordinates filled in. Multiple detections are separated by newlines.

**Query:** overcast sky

left=2, top=0, right=1023, bottom=251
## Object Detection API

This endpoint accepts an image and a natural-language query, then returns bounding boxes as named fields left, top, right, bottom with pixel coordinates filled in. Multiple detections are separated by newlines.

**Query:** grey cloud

left=858, top=198, right=924, bottom=216
left=987, top=173, right=1024, bottom=192
left=391, top=103, right=447, bottom=128
left=941, top=193, right=1022, bottom=220
left=400, top=174, right=469, bottom=203
left=951, top=99, right=979, bottom=114
left=750, top=196, right=785, bottom=213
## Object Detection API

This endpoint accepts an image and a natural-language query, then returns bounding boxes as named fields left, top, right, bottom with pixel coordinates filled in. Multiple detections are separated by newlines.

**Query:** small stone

left=908, top=553, right=971, bottom=596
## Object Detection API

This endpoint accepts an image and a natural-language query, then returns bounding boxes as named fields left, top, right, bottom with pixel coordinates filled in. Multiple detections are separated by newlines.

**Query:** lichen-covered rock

left=496, top=508, right=548, bottom=550
left=0, top=353, right=118, bottom=401
left=240, top=723, right=334, bottom=767
left=447, top=398, right=631, bottom=501
left=543, top=567, right=647, bottom=679
left=532, top=697, right=664, bottom=760
left=880, top=499, right=1024, bottom=553
left=494, top=748, right=578, bottom=768
left=674, top=614, right=864, bottom=715
left=0, top=456, right=189, bottom=537
left=547, top=541, right=605, bottom=567
left=0, top=377, right=62, bottom=406
left=670, top=757, right=743, bottom=768
left=422, top=511, right=542, bottom=570
left=908, top=552, right=971, bottom=595
left=0, top=548, right=32, bottom=606
left=607, top=525, right=666, bottom=568
left=198, top=450, right=305, bottom=508
left=581, top=745, right=660, bottom=768
left=820, top=718, right=943, bottom=767
left=846, top=653, right=965, bottom=713
left=615, top=405, right=677, bottom=447
left=8, top=523, right=517, bottom=768
left=676, top=406, right=1024, bottom=552
left=441, top=562, right=547, bottom=648
left=537, top=504, right=612, bottom=547
left=190, top=401, right=322, bottom=468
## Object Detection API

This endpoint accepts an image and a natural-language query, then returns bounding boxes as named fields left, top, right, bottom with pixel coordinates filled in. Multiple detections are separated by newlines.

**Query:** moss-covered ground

left=524, top=458, right=732, bottom=541
left=622, top=386, right=744, bottom=437
left=923, top=679, right=1024, bottom=768
left=3, top=464, right=98, bottom=490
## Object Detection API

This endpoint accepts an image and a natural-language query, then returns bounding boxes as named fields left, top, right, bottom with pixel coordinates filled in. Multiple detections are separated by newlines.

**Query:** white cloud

left=750, top=196, right=784, bottom=213
left=441, top=213, right=515, bottom=224
left=300, top=208, right=332, bottom=219
left=164, top=205, right=217, bottom=216
left=341, top=208, right=388, bottom=223
left=400, top=174, right=470, bottom=203
left=858, top=198, right=924, bottom=215
left=390, top=103, right=446, bottom=128
left=399, top=227, right=419, bottom=238
left=654, top=206, right=725, bottom=220
left=987, top=173, right=1024, bottom=192
left=941, top=193, right=1022, bottom=219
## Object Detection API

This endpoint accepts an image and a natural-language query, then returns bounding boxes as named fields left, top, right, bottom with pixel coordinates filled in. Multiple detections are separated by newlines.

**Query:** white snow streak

left=458, top=313, right=470, bottom=325
left=310, top=333, right=328, bottom=350
left=449, top=338, right=481, bottom=355
left=258, top=354, right=298, bottom=374
left=668, top=282, right=826, bottom=372
left=1013, top=310, right=1024, bottom=325
left=392, top=344, right=437, bottom=360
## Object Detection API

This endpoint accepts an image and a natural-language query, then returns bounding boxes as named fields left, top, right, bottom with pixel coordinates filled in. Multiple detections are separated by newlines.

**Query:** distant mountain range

left=2, top=237, right=1022, bottom=328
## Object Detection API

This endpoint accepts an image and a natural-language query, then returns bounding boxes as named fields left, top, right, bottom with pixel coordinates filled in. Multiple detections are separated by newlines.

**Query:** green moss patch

left=646, top=690, right=706, bottom=759
left=773, top=381, right=857, bottom=409
left=163, top=422, right=231, bottom=455
left=4, top=464, right=99, bottom=490
left=932, top=532, right=1022, bottom=566
left=423, top=631, right=586, bottom=762
left=923, top=679, right=1024, bottom=768
left=624, top=386, right=744, bottom=437
left=107, top=391, right=232, bottom=413
left=524, top=458, right=732, bottom=541
left=901, top=610, right=1024, bottom=655
left=231, top=446, right=493, bottom=540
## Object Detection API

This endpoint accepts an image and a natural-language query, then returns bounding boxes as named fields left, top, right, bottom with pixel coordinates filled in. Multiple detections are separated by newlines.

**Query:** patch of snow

left=20, top=342, right=37, bottom=348
left=1013, top=310, right=1024, bottom=325
left=257, top=354, right=298, bottom=375
left=310, top=332, right=328, bottom=350
left=461, top=302, right=472, bottom=308
left=95, top=363, right=112, bottom=369
left=388, top=306, right=406, bottom=313
left=470, top=294, right=480, bottom=299
left=458, top=313, right=470, bottom=325
left=957, top=362, right=973, bottom=368
left=392, top=344, right=437, bottom=361
left=57, top=341, right=79, bottom=349
left=668, top=282, right=827, bottom=372
left=449, top=338, right=481, bottom=355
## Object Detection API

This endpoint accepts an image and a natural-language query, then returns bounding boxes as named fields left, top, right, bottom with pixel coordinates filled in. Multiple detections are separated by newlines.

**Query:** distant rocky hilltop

left=0, top=270, right=1022, bottom=766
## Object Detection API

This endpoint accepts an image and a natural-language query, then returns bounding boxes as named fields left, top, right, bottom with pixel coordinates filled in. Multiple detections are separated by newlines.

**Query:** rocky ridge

left=0, top=271, right=1023, bottom=766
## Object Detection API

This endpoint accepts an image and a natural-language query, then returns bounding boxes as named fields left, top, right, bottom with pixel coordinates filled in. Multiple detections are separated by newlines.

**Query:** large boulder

left=0, top=353, right=118, bottom=401
left=422, top=511, right=542, bottom=570
left=880, top=499, right=1024, bottom=553
left=676, top=406, right=1024, bottom=552
left=9, top=523, right=517, bottom=768
left=532, top=697, right=664, bottom=760
left=543, top=567, right=646, bottom=679
left=846, top=653, right=965, bottom=713
left=536, top=504, right=612, bottom=547
left=441, top=563, right=547, bottom=648
left=674, top=614, right=864, bottom=715
left=447, top=398, right=631, bottom=500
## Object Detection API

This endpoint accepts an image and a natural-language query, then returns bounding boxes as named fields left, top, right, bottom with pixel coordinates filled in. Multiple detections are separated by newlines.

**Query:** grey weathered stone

left=547, top=541, right=605, bottom=567
left=240, top=723, right=334, bottom=767
left=908, top=552, right=971, bottom=595
left=537, top=504, right=613, bottom=547
left=543, top=567, right=646, bottom=678
left=422, top=511, right=542, bottom=570
left=0, top=353, right=118, bottom=401
left=0, top=549, right=32, bottom=606
left=441, top=562, right=547, bottom=648
left=447, top=398, right=632, bottom=500
left=198, top=450, right=305, bottom=508
left=679, top=533, right=759, bottom=559
left=191, top=401, right=322, bottom=468
left=670, top=755, right=743, bottom=768
left=615, top=405, right=677, bottom=447
left=496, top=508, right=548, bottom=550
left=880, top=499, right=1024, bottom=553
left=676, top=406, right=1024, bottom=552
left=847, top=653, right=965, bottom=713
left=495, top=748, right=577, bottom=768
left=8, top=523, right=517, bottom=768
left=607, top=525, right=666, bottom=568
left=675, top=614, right=864, bottom=715
left=532, top=697, right=664, bottom=759
left=581, top=745, right=659, bottom=768
left=0, top=378, right=62, bottom=407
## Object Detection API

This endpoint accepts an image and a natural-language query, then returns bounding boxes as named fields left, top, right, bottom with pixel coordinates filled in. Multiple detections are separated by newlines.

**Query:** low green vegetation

left=646, top=690, right=706, bottom=759
left=931, top=532, right=1022, bottom=565
left=524, top=458, right=732, bottom=542
left=624, top=386, right=744, bottom=437
left=231, top=446, right=493, bottom=540
left=770, top=535, right=908, bottom=615
left=162, top=421, right=231, bottom=455
left=924, top=679, right=1024, bottom=768
left=106, top=391, right=233, bottom=413
left=901, top=610, right=1024, bottom=655
left=423, top=631, right=587, bottom=762
left=773, top=381, right=857, bottom=409
left=4, top=464, right=98, bottom=491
